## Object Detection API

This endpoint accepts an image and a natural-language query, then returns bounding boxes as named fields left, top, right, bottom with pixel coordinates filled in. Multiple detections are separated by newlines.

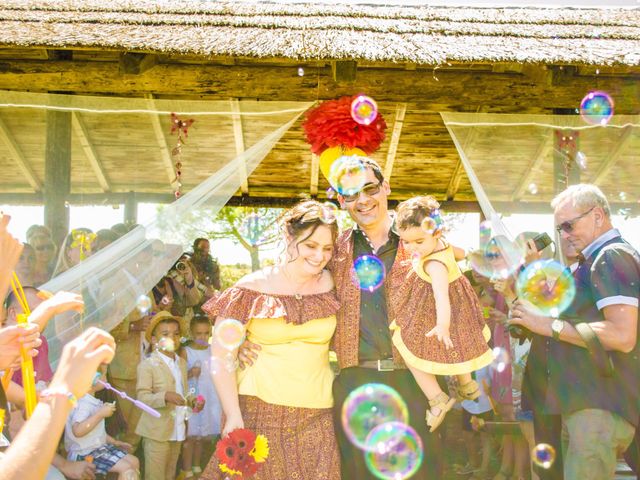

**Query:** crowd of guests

left=0, top=158, right=637, bottom=480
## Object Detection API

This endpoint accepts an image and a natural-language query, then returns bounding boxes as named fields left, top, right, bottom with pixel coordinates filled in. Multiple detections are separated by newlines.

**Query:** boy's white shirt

left=157, top=352, right=187, bottom=442
left=64, top=393, right=107, bottom=460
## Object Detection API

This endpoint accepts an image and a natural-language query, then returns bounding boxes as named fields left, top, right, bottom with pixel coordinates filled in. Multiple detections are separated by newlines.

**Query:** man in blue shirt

left=510, top=183, right=638, bottom=480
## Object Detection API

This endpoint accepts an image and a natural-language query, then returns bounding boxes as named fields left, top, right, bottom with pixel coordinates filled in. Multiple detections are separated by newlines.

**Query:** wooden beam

left=144, top=93, right=178, bottom=187
left=332, top=61, right=357, bottom=83
left=383, top=103, right=407, bottom=181
left=1, top=60, right=636, bottom=111
left=230, top=98, right=249, bottom=194
left=44, top=110, right=71, bottom=247
left=589, top=126, right=636, bottom=186
left=119, top=52, right=158, bottom=75
left=0, top=115, right=42, bottom=191
left=510, top=133, right=554, bottom=201
left=446, top=106, right=489, bottom=201
left=124, top=191, right=137, bottom=225
left=310, top=153, right=320, bottom=196
left=71, top=111, right=111, bottom=192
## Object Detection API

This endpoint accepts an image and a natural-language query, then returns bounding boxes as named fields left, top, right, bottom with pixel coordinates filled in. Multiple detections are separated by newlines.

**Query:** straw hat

left=144, top=310, right=187, bottom=343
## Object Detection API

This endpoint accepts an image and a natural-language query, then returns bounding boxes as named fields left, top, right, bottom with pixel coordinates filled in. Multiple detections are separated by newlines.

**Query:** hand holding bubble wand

left=10, top=272, right=37, bottom=418
left=92, top=372, right=161, bottom=418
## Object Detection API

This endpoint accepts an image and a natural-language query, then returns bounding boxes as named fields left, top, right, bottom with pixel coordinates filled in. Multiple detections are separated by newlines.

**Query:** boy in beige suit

left=136, top=311, right=188, bottom=480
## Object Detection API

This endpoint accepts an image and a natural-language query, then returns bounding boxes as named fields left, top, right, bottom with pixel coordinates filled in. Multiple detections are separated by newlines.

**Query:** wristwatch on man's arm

left=551, top=318, right=565, bottom=340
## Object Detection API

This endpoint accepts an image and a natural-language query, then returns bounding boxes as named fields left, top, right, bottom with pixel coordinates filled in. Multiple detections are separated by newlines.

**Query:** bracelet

left=186, top=280, right=195, bottom=289
left=40, top=387, right=78, bottom=407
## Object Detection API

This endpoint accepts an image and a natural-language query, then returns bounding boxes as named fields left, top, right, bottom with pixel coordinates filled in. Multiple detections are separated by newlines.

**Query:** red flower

left=228, top=429, right=256, bottom=454
left=302, top=95, right=387, bottom=155
left=215, top=428, right=263, bottom=477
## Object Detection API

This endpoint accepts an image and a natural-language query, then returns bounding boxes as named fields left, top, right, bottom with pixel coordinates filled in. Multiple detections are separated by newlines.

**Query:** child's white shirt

left=462, top=366, right=493, bottom=415
left=158, top=352, right=187, bottom=442
left=64, top=393, right=107, bottom=460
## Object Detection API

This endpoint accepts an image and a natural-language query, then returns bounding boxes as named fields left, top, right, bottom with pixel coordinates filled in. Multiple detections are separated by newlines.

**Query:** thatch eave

left=0, top=1, right=637, bottom=66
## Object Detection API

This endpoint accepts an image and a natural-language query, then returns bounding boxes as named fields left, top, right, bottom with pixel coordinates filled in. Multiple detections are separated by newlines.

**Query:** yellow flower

left=249, top=434, right=269, bottom=463
left=219, top=463, right=242, bottom=476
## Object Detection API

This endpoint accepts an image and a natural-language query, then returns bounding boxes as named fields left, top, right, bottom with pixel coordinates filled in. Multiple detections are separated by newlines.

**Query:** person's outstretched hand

left=29, top=291, right=84, bottom=331
left=0, top=324, right=41, bottom=370
left=48, top=327, right=116, bottom=399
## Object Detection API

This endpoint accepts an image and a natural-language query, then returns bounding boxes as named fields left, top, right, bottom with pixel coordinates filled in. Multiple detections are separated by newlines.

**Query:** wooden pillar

left=124, top=191, right=138, bottom=226
left=44, top=110, right=72, bottom=248
left=553, top=108, right=581, bottom=194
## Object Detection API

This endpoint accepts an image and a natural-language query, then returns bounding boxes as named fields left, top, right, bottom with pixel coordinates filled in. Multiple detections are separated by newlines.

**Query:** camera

left=176, top=261, right=188, bottom=272
left=533, top=232, right=552, bottom=252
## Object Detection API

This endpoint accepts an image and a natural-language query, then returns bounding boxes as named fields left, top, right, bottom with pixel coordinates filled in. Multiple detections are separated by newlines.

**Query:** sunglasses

left=555, top=207, right=594, bottom=234
left=35, top=244, right=54, bottom=251
left=342, top=182, right=383, bottom=203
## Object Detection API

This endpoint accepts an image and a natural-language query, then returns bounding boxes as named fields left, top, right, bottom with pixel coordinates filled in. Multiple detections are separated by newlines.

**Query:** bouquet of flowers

left=191, top=394, right=206, bottom=413
left=215, top=428, right=269, bottom=478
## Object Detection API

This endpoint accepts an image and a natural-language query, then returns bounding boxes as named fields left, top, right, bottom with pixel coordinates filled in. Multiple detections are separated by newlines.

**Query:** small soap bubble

left=321, top=202, right=339, bottom=223
left=214, top=318, right=245, bottom=351
left=580, top=90, right=614, bottom=126
left=354, top=255, right=386, bottom=292
left=532, top=443, right=556, bottom=469
left=528, top=183, right=538, bottom=195
left=351, top=95, right=378, bottom=126
left=157, top=337, right=175, bottom=353
left=575, top=151, right=587, bottom=170
left=298, top=67, right=305, bottom=77
left=490, top=346, right=510, bottom=373
left=136, top=294, right=152, bottom=314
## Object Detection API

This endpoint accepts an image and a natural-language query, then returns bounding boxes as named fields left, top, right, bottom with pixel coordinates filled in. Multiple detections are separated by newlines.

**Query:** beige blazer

left=135, top=351, right=189, bottom=442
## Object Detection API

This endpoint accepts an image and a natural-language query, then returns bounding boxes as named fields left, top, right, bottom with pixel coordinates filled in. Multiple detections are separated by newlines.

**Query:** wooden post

left=553, top=108, right=580, bottom=194
left=44, top=110, right=72, bottom=248
left=124, top=191, right=137, bottom=226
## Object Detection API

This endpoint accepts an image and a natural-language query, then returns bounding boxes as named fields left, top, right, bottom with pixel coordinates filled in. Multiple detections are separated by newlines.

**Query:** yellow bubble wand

left=9, top=272, right=37, bottom=418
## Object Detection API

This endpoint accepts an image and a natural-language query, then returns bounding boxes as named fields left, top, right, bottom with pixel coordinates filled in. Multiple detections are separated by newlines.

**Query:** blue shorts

left=77, top=444, right=127, bottom=474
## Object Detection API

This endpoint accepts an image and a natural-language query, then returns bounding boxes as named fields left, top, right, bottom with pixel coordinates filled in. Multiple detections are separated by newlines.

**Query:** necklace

left=281, top=264, right=322, bottom=299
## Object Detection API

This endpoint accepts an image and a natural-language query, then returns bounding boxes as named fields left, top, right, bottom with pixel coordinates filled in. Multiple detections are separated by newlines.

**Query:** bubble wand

left=70, top=230, right=95, bottom=331
left=10, top=272, right=37, bottom=418
left=92, top=373, right=161, bottom=418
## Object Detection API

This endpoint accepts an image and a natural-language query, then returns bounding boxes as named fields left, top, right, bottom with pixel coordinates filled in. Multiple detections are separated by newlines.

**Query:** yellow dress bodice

left=237, top=314, right=336, bottom=408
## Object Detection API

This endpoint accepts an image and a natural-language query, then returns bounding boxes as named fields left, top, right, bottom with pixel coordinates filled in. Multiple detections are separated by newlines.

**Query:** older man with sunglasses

left=511, top=184, right=639, bottom=480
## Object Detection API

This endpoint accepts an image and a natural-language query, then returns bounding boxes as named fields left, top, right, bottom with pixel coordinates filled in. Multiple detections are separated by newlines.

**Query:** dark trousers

left=332, top=367, right=443, bottom=480
left=533, top=411, right=564, bottom=480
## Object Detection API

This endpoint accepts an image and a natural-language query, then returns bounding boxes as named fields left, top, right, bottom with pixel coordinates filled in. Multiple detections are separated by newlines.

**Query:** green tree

left=208, top=207, right=282, bottom=271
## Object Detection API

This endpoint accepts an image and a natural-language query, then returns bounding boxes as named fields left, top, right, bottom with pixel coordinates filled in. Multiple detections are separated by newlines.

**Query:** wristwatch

left=551, top=318, right=565, bottom=341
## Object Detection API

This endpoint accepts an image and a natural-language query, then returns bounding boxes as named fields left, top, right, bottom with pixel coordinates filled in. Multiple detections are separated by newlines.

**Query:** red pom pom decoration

left=302, top=95, right=387, bottom=155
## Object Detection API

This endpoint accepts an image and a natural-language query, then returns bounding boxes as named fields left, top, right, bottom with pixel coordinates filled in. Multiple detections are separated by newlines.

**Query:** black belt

left=358, top=359, right=407, bottom=371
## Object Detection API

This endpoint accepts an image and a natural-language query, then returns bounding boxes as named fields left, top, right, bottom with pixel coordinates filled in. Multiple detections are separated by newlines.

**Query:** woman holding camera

left=153, top=255, right=203, bottom=324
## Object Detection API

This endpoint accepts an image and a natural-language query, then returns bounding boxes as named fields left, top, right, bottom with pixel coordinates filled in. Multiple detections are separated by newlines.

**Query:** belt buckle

left=377, top=359, right=394, bottom=372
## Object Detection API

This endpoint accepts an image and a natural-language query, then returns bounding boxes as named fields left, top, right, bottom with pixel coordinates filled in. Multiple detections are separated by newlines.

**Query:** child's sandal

left=457, top=379, right=481, bottom=401
left=425, top=392, right=456, bottom=432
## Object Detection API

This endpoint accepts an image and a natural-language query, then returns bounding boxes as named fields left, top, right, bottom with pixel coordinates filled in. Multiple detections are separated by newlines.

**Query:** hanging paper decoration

left=302, top=95, right=387, bottom=181
left=169, top=113, right=195, bottom=199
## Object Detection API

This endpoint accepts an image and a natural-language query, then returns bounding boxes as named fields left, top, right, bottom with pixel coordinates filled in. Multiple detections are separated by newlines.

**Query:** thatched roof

left=0, top=0, right=638, bottom=65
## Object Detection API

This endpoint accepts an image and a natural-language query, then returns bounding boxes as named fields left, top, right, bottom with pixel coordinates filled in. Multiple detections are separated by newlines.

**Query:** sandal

left=425, top=392, right=456, bottom=432
left=457, top=379, right=481, bottom=401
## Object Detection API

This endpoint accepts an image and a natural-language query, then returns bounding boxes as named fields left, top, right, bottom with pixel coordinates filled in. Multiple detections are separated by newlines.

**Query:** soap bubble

left=341, top=383, right=409, bottom=451
left=364, top=422, right=424, bottom=480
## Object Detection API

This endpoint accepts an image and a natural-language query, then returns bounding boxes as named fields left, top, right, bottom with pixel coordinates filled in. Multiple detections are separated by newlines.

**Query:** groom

left=329, top=157, right=443, bottom=479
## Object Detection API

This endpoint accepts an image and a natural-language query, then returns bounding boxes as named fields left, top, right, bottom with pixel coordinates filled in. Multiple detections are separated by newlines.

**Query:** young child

left=64, top=366, right=140, bottom=479
left=177, top=316, right=222, bottom=480
left=136, top=311, right=188, bottom=480
left=391, top=195, right=493, bottom=432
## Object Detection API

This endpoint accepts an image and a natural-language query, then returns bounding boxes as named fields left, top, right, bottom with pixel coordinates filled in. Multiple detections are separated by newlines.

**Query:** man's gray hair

left=551, top=183, right=611, bottom=217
